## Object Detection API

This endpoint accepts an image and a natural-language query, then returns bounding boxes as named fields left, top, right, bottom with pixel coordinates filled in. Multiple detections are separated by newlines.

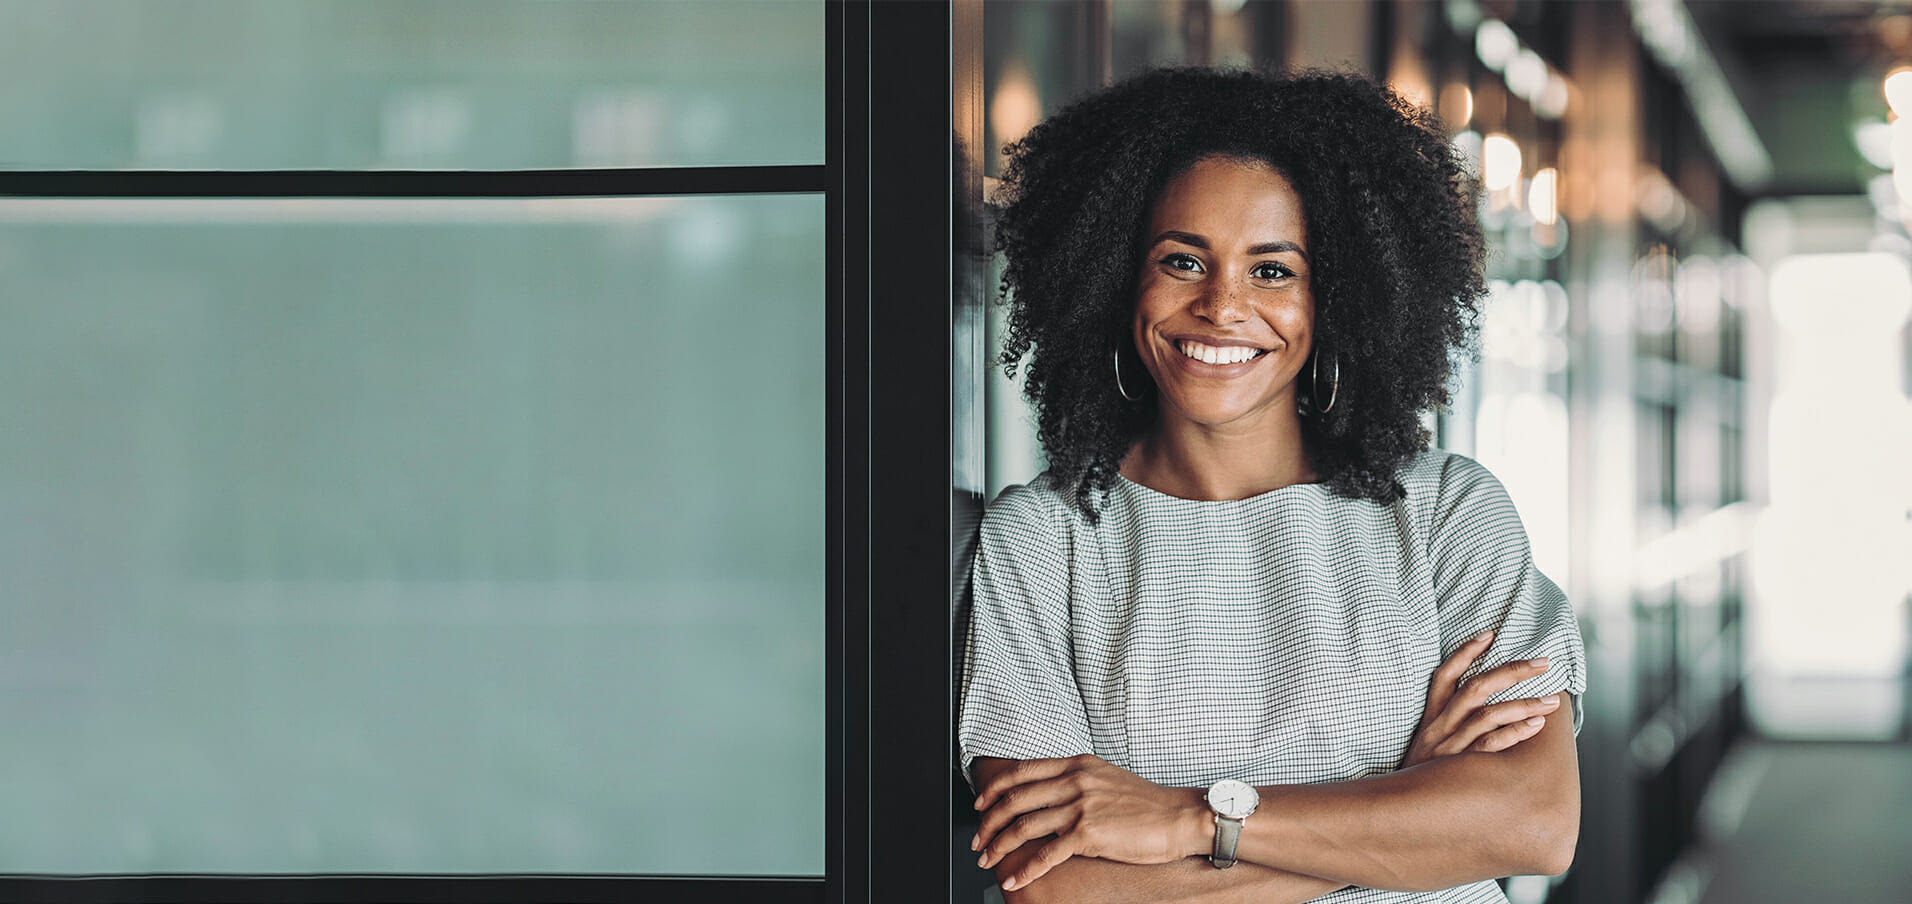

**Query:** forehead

left=1148, top=156, right=1308, bottom=242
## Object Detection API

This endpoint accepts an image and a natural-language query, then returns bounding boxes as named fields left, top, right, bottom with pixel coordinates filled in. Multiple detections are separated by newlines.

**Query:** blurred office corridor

left=958, top=2, right=1912, bottom=903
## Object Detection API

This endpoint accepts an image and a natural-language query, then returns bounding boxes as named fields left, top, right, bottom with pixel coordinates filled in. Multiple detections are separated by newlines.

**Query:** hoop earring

left=1311, top=347, right=1339, bottom=415
left=1114, top=347, right=1144, bottom=402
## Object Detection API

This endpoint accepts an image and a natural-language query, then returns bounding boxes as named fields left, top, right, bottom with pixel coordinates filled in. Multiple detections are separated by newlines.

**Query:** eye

left=1159, top=252, right=1204, bottom=274
left=1251, top=261, right=1296, bottom=280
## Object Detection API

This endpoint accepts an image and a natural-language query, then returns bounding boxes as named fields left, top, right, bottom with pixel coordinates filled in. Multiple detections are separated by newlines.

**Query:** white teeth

left=1179, top=340, right=1262, bottom=365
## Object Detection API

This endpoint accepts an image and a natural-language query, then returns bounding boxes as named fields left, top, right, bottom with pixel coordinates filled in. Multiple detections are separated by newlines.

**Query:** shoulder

left=971, top=474, right=1080, bottom=608
left=1395, top=449, right=1508, bottom=503
left=980, top=472, right=1081, bottom=538
left=1397, top=450, right=1523, bottom=537
left=975, top=473, right=1082, bottom=571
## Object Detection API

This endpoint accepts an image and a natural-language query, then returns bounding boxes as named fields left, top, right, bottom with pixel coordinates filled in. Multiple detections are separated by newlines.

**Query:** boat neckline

left=1114, top=473, right=1328, bottom=505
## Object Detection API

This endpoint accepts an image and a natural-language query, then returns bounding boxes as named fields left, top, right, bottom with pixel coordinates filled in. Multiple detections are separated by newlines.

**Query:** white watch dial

left=1206, top=779, right=1259, bottom=820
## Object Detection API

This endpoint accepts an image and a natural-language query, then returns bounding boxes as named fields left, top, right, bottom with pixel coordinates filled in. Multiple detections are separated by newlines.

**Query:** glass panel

left=0, top=194, right=825, bottom=874
left=0, top=0, right=823, bottom=170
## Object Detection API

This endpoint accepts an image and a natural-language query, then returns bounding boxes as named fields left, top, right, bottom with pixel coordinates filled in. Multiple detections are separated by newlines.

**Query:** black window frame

left=0, top=2, right=956, bottom=902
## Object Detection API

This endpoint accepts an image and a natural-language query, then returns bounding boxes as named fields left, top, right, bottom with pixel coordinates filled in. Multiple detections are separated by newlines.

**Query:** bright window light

left=1753, top=252, right=1911, bottom=680
left=1482, top=133, right=1521, bottom=192
left=1886, top=67, right=1912, bottom=118
left=1528, top=167, right=1558, bottom=225
left=1474, top=19, right=1519, bottom=73
left=1507, top=50, right=1549, bottom=102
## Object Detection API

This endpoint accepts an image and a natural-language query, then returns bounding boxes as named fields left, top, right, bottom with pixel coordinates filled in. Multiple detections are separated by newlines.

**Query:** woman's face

left=1131, top=155, right=1315, bottom=433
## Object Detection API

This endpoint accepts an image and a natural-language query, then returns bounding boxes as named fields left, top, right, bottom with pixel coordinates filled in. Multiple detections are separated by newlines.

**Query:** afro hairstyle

left=993, top=66, right=1486, bottom=517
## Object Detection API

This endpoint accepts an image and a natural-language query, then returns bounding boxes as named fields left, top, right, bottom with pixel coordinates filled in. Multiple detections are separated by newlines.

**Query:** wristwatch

left=1204, top=779, right=1260, bottom=869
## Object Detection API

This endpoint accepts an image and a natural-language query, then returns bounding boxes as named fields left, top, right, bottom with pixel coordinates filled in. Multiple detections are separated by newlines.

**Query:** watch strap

left=1209, top=813, right=1243, bottom=869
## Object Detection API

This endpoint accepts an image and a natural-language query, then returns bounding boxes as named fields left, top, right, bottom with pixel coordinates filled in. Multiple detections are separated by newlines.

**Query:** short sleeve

left=1426, top=456, right=1588, bottom=732
left=956, top=481, right=1094, bottom=787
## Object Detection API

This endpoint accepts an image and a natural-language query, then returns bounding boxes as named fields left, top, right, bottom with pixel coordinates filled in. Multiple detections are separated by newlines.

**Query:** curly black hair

left=994, top=67, right=1485, bottom=516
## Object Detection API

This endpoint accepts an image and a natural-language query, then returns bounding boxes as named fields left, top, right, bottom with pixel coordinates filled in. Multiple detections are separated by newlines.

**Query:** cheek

left=1130, top=286, right=1170, bottom=340
left=1267, top=293, right=1315, bottom=337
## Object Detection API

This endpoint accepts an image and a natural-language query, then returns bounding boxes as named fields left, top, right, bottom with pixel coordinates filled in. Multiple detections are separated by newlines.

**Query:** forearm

left=997, top=843, right=1343, bottom=904
left=1233, top=703, right=1579, bottom=890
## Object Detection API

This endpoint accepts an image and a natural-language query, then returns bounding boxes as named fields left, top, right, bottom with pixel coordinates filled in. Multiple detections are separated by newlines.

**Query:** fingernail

left=1001, top=878, right=1017, bottom=891
left=977, top=854, right=988, bottom=868
left=1529, top=657, right=1549, bottom=668
left=970, top=834, right=979, bottom=851
left=1541, top=697, right=1561, bottom=708
left=1526, top=716, right=1546, bottom=726
left=1474, top=630, right=1494, bottom=642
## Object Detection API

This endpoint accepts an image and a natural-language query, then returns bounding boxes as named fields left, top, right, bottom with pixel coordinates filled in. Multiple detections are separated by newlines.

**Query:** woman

left=957, top=68, right=1587, bottom=903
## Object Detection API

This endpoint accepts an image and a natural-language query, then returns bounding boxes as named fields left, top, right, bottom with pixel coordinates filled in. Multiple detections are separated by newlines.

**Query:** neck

left=1120, top=408, right=1316, bottom=501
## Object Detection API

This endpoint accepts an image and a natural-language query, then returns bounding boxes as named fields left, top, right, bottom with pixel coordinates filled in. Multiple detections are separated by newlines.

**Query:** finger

left=975, top=756, right=1080, bottom=812
left=975, top=777, right=1077, bottom=853
left=1453, top=656, right=1550, bottom=712
left=1468, top=714, right=1549, bottom=752
left=999, top=835, right=1077, bottom=893
left=1441, top=695, right=1562, bottom=754
left=1425, top=630, right=1495, bottom=722
left=980, top=807, right=1074, bottom=870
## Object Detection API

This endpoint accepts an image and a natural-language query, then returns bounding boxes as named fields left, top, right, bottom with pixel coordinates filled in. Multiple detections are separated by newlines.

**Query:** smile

left=1177, top=339, right=1269, bottom=366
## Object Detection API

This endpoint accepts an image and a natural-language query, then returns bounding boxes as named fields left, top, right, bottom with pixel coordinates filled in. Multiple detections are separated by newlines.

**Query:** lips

left=1176, top=338, right=1270, bottom=366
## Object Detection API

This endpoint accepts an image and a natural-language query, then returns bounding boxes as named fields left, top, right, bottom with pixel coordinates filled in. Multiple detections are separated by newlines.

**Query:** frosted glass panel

left=0, top=195, right=825, bottom=874
left=0, top=0, right=823, bottom=169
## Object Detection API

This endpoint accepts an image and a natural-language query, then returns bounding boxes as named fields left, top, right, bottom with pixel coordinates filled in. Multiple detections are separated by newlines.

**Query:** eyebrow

left=1150, top=230, right=1310, bottom=261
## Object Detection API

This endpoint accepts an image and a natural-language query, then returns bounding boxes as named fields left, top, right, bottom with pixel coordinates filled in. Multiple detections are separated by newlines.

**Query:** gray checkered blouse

left=957, top=451, right=1587, bottom=904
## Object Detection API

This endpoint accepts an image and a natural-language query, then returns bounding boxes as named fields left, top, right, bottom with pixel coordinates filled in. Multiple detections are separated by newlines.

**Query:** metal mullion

left=827, top=1, right=871, bottom=902
left=0, top=165, right=826, bottom=199
left=0, top=876, right=825, bottom=904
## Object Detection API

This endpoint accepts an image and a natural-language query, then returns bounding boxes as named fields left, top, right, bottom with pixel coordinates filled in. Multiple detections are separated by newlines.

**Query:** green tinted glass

left=0, top=194, right=826, bottom=874
left=0, top=0, right=824, bottom=169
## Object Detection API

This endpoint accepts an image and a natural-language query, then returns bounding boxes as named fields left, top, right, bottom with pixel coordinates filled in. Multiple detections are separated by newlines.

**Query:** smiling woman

left=1124, top=157, right=1318, bottom=502
left=991, top=69, right=1486, bottom=511
left=958, top=68, right=1587, bottom=904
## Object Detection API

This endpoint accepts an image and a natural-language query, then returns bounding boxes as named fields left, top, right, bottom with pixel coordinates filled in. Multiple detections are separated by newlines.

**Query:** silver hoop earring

left=1311, top=347, right=1339, bottom=415
left=1114, top=347, right=1144, bottom=402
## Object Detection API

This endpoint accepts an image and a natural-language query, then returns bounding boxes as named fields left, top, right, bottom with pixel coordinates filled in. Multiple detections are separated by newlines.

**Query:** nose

left=1190, top=279, right=1251, bottom=324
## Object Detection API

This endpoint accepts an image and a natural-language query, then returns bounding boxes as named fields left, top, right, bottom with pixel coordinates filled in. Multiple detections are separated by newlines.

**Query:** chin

left=1163, top=396, right=1286, bottom=428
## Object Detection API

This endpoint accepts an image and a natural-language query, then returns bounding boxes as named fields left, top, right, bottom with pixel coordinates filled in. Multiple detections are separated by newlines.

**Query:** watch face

left=1206, top=779, right=1260, bottom=820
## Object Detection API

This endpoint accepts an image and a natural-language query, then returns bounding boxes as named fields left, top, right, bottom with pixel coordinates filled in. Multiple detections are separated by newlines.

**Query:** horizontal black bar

left=0, top=166, right=826, bottom=198
left=0, top=875, right=825, bottom=904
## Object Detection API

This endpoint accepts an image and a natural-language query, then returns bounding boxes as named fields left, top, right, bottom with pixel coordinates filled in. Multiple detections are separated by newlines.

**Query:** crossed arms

left=968, top=633, right=1581, bottom=903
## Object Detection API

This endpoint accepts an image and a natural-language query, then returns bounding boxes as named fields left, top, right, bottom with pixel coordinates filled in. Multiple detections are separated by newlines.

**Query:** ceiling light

left=1537, top=75, right=1571, bottom=119
left=1855, top=120, right=1895, bottom=170
left=1475, top=20, right=1519, bottom=73
left=1530, top=168, right=1559, bottom=226
left=1483, top=134, right=1522, bottom=192
left=1507, top=50, right=1549, bottom=102
left=1886, top=68, right=1912, bottom=118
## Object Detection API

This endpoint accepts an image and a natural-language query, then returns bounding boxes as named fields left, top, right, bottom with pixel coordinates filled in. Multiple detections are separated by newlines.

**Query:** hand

left=1401, top=630, right=1562, bottom=769
left=971, top=754, right=1203, bottom=892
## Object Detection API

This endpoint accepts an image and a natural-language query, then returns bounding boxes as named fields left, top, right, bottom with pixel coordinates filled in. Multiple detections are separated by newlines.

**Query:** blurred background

left=0, top=1, right=1907, bottom=903
left=966, top=2, right=1912, bottom=903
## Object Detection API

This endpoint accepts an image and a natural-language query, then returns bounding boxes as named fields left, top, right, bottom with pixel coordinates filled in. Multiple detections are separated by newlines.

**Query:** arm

left=975, top=758, right=1344, bottom=904
left=979, top=697, right=1576, bottom=898
left=975, top=641, right=1572, bottom=900
left=1230, top=694, right=1578, bottom=889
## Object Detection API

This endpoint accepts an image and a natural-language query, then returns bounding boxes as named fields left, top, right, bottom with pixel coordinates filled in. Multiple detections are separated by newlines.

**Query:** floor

left=1692, top=742, right=1912, bottom=904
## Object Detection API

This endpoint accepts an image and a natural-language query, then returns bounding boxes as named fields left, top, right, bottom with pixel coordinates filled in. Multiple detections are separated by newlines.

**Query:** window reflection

left=0, top=195, right=826, bottom=874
